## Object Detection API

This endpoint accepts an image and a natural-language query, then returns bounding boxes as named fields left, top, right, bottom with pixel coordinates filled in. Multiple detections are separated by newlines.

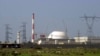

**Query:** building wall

left=74, top=36, right=100, bottom=44
left=37, top=38, right=68, bottom=44
left=74, top=37, right=88, bottom=44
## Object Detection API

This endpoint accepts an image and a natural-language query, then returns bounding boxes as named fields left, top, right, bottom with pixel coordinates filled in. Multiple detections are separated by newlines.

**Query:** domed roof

left=48, top=31, right=68, bottom=39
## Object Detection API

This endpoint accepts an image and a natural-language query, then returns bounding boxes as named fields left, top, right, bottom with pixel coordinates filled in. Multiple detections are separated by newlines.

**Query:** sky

left=0, top=0, right=100, bottom=42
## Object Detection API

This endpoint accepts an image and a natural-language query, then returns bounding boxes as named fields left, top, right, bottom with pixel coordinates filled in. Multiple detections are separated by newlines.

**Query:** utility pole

left=5, top=24, right=12, bottom=43
left=81, top=14, right=100, bottom=37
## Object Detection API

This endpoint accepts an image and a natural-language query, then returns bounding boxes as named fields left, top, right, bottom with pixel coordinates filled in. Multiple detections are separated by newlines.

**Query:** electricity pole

left=5, top=24, right=12, bottom=43
left=21, top=22, right=27, bottom=43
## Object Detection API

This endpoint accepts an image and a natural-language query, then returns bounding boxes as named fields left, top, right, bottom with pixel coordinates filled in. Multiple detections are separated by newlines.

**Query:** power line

left=81, top=14, right=100, bottom=37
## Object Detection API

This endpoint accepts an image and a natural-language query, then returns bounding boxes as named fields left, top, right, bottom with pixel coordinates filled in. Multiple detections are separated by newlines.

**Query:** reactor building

left=37, top=31, right=69, bottom=45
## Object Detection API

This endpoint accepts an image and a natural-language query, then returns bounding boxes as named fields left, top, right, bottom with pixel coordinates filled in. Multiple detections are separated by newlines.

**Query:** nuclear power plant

left=37, top=31, right=69, bottom=44
left=0, top=13, right=100, bottom=48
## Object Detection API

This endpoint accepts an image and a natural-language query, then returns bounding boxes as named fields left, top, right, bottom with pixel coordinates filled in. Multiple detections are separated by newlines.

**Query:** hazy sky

left=0, top=0, right=100, bottom=42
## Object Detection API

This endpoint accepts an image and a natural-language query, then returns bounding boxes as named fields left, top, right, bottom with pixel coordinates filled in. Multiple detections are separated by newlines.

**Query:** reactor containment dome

left=48, top=31, right=68, bottom=39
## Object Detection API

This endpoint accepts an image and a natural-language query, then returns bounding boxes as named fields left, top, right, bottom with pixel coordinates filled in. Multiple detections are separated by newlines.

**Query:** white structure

left=37, top=40, right=42, bottom=45
left=16, top=31, right=21, bottom=44
left=37, top=31, right=69, bottom=45
left=37, top=37, right=47, bottom=44
left=48, top=31, right=68, bottom=39
left=74, top=36, right=100, bottom=44
left=74, top=36, right=88, bottom=43
left=47, top=31, right=68, bottom=44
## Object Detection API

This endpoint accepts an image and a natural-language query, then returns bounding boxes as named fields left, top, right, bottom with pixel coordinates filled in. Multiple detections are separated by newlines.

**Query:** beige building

left=74, top=36, right=100, bottom=44
left=74, top=36, right=88, bottom=44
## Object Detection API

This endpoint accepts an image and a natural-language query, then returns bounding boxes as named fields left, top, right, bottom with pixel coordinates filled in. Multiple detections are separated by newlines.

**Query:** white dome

left=48, top=31, right=68, bottom=39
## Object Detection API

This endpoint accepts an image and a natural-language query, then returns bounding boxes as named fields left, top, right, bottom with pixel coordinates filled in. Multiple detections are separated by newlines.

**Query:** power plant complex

left=0, top=13, right=100, bottom=48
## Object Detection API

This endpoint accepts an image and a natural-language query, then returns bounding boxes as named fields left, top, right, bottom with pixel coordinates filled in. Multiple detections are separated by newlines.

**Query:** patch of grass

left=0, top=48, right=100, bottom=56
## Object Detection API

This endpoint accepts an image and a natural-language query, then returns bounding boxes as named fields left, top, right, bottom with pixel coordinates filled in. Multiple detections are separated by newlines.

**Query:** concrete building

left=74, top=36, right=88, bottom=44
left=74, top=36, right=100, bottom=44
left=37, top=31, right=69, bottom=44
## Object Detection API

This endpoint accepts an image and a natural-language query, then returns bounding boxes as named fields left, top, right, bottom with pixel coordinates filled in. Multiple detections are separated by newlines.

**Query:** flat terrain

left=0, top=48, right=100, bottom=56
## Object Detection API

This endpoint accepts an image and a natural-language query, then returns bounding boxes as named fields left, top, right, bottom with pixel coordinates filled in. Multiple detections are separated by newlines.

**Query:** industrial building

left=1, top=13, right=100, bottom=48
left=37, top=31, right=69, bottom=45
left=74, top=36, right=100, bottom=44
left=37, top=30, right=100, bottom=45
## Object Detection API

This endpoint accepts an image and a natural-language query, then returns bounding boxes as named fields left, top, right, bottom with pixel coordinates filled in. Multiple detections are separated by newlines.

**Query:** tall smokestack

left=32, top=13, right=35, bottom=43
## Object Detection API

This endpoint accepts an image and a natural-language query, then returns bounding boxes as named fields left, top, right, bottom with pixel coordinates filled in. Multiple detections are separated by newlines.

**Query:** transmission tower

left=81, top=14, right=100, bottom=37
left=21, top=22, right=27, bottom=43
left=5, top=24, right=12, bottom=43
